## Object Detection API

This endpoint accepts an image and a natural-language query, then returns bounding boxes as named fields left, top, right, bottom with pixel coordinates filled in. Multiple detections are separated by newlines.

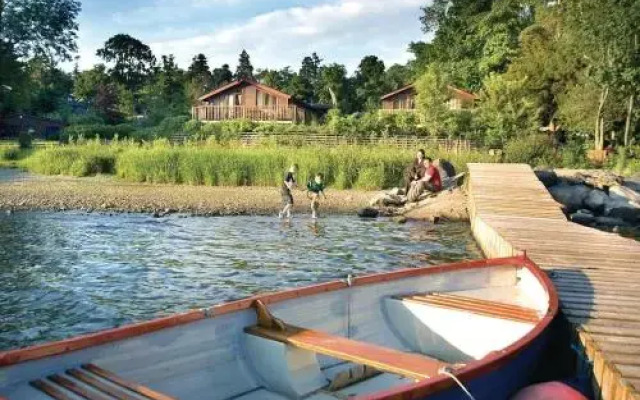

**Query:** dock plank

left=468, top=163, right=640, bottom=400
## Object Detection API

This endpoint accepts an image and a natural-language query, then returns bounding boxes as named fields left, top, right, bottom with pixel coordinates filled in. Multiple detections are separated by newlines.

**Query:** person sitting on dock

left=407, top=157, right=442, bottom=202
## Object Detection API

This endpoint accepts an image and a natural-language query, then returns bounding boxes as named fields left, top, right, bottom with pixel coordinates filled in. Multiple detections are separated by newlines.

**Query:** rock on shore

left=537, top=168, right=640, bottom=231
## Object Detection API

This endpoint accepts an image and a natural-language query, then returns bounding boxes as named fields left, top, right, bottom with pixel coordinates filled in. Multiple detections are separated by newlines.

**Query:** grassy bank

left=19, top=141, right=499, bottom=190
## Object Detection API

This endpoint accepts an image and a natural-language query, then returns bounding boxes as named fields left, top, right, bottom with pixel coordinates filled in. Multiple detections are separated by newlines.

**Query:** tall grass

left=21, top=141, right=124, bottom=176
left=21, top=141, right=499, bottom=189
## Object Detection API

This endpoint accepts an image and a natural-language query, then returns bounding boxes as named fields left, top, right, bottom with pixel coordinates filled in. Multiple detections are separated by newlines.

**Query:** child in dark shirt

left=306, top=173, right=326, bottom=219
left=279, top=164, right=298, bottom=219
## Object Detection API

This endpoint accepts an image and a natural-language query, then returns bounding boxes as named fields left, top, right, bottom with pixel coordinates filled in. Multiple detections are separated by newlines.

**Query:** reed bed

left=20, top=141, right=498, bottom=190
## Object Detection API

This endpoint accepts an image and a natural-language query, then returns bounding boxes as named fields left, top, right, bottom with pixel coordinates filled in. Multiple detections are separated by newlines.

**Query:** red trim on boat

left=0, top=253, right=556, bottom=400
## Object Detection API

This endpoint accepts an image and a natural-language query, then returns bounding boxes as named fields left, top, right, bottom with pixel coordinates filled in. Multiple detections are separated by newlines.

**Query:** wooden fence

left=170, top=133, right=476, bottom=152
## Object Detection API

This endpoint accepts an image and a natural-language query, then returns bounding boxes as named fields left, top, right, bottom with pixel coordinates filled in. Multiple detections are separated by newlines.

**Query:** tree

left=0, top=0, right=81, bottom=61
left=188, top=54, right=210, bottom=78
left=414, top=0, right=534, bottom=90
left=354, top=55, right=386, bottom=111
left=317, top=63, right=353, bottom=113
left=73, top=64, right=131, bottom=122
left=415, top=65, right=451, bottom=137
left=26, top=57, right=73, bottom=115
left=478, top=73, right=539, bottom=146
left=385, top=64, right=413, bottom=91
left=96, top=34, right=156, bottom=91
left=186, top=54, right=213, bottom=103
left=140, top=54, right=188, bottom=122
left=299, top=52, right=322, bottom=102
left=256, top=67, right=295, bottom=91
left=73, top=65, right=111, bottom=101
left=212, top=64, right=233, bottom=87
left=235, top=49, right=254, bottom=80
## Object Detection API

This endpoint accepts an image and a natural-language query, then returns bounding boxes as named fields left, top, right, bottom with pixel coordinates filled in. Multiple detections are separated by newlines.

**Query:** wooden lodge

left=192, top=79, right=328, bottom=124
left=380, top=84, right=477, bottom=112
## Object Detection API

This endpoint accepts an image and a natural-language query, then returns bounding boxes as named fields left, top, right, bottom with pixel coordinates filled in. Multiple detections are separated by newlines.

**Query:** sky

left=75, top=0, right=430, bottom=73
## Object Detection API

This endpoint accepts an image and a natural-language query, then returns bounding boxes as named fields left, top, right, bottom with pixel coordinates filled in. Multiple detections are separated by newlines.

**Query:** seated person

left=403, top=149, right=427, bottom=195
left=407, top=157, right=442, bottom=202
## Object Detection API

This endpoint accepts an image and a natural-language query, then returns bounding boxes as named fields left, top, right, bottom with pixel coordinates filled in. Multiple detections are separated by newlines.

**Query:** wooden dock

left=468, top=163, right=640, bottom=400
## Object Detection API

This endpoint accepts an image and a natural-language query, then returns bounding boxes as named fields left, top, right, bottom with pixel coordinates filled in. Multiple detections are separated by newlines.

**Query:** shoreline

left=0, top=174, right=378, bottom=216
left=0, top=172, right=471, bottom=221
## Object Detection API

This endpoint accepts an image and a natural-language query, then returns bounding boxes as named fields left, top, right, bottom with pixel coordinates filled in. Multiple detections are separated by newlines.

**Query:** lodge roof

left=379, top=84, right=477, bottom=101
left=198, top=79, right=292, bottom=102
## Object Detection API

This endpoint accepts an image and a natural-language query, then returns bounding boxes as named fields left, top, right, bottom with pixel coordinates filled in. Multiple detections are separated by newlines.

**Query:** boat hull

left=0, top=255, right=558, bottom=400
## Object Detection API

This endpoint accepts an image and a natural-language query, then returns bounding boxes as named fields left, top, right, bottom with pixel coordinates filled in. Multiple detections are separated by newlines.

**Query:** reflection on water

left=0, top=211, right=481, bottom=351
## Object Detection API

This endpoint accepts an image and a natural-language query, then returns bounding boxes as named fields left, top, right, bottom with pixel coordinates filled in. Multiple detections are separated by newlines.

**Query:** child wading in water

left=306, top=173, right=326, bottom=219
left=279, top=164, right=298, bottom=219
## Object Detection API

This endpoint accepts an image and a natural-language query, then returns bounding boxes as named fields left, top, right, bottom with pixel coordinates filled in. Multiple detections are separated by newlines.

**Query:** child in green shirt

left=306, top=173, right=326, bottom=219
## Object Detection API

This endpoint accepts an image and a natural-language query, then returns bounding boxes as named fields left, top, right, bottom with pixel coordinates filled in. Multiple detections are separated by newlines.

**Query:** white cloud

left=76, top=0, right=427, bottom=73
left=150, top=0, right=425, bottom=72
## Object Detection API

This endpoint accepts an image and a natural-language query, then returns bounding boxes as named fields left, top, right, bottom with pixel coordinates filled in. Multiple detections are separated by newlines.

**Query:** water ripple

left=0, top=211, right=481, bottom=351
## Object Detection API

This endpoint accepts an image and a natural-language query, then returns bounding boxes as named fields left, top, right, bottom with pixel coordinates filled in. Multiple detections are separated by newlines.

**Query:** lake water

left=0, top=211, right=481, bottom=351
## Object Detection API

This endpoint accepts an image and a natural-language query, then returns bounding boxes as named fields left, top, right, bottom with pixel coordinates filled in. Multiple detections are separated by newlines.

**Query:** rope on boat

left=438, top=366, right=476, bottom=400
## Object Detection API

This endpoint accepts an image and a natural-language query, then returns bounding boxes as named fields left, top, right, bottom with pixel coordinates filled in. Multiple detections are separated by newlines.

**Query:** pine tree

left=235, top=49, right=254, bottom=80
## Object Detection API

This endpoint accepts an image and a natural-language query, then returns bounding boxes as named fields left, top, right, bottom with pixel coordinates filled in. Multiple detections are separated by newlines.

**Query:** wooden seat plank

left=48, top=374, right=112, bottom=400
left=402, top=293, right=540, bottom=324
left=82, top=364, right=176, bottom=400
left=29, top=379, right=76, bottom=400
left=245, top=325, right=448, bottom=380
left=68, top=368, right=139, bottom=400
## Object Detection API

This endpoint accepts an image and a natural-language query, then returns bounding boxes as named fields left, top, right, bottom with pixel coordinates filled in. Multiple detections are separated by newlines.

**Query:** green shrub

left=0, top=146, right=21, bottom=160
left=153, top=115, right=190, bottom=138
left=559, top=140, right=590, bottom=168
left=503, top=135, right=559, bottom=166
left=68, top=113, right=105, bottom=126
left=18, top=131, right=33, bottom=149
left=22, top=142, right=119, bottom=176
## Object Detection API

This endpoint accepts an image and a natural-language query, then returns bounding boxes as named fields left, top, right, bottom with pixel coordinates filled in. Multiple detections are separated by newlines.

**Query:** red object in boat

left=511, top=382, right=589, bottom=400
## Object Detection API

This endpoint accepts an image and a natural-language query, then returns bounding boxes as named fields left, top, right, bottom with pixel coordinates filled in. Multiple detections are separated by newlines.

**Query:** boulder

left=584, top=189, right=609, bottom=214
left=548, top=183, right=591, bottom=213
left=609, top=185, right=640, bottom=206
left=357, top=207, right=379, bottom=218
left=594, top=216, right=627, bottom=227
left=368, top=193, right=387, bottom=207
left=535, top=169, right=559, bottom=188
left=382, top=194, right=407, bottom=207
left=570, top=212, right=595, bottom=225
left=606, top=205, right=640, bottom=222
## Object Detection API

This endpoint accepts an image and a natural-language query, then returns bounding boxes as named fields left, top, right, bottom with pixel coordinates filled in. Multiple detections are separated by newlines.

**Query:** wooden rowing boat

left=0, top=255, right=558, bottom=400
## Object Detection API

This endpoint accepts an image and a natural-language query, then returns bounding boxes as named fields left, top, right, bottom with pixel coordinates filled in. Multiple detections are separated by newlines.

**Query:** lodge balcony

left=191, top=105, right=309, bottom=123
left=379, top=108, right=418, bottom=114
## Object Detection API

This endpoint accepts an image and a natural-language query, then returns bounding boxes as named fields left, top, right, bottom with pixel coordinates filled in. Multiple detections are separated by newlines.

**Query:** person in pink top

left=407, top=156, right=442, bottom=202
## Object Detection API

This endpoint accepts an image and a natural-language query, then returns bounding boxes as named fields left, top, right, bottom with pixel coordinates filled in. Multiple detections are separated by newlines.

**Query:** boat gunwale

left=0, top=254, right=556, bottom=400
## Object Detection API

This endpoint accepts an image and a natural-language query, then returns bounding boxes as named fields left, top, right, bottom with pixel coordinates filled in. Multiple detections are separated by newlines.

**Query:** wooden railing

left=192, top=106, right=301, bottom=122
left=379, top=108, right=418, bottom=113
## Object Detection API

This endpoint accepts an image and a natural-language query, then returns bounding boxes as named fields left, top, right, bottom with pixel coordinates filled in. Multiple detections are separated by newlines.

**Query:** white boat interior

left=0, top=262, right=551, bottom=400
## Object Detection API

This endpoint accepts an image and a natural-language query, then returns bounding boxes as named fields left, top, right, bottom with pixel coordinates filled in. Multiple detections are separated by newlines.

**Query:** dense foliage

left=410, top=0, right=640, bottom=148
left=2, top=0, right=639, bottom=166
